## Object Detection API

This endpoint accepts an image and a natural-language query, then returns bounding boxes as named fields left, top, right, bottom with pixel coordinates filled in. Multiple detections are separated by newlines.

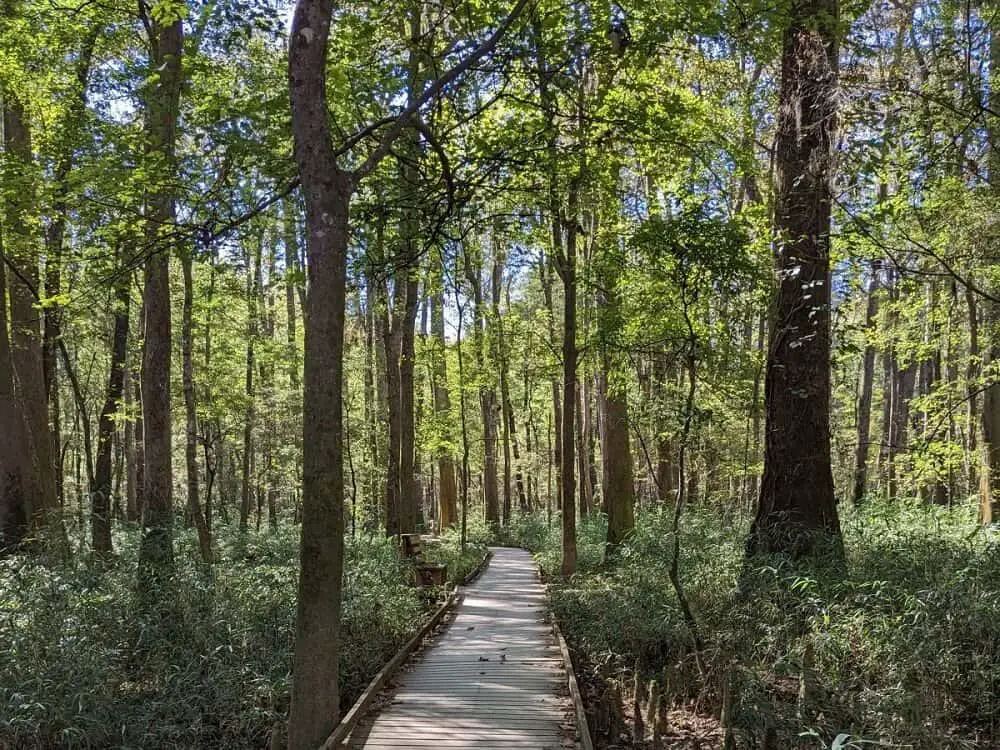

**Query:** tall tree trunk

left=853, top=261, right=880, bottom=503
left=182, top=249, right=212, bottom=561
left=283, top=199, right=301, bottom=390
left=0, top=240, right=33, bottom=552
left=559, top=213, right=578, bottom=575
left=749, top=0, right=842, bottom=556
left=492, top=244, right=514, bottom=525
left=364, top=275, right=380, bottom=521
left=398, top=274, right=419, bottom=534
left=979, top=23, right=1000, bottom=523
left=2, top=98, right=65, bottom=550
left=287, top=3, right=351, bottom=744
left=431, top=271, right=458, bottom=528
left=262, top=240, right=279, bottom=529
left=241, top=241, right=258, bottom=531
left=91, top=258, right=129, bottom=555
left=539, top=251, right=562, bottom=510
left=596, top=195, right=635, bottom=551
left=124, top=360, right=139, bottom=522
left=380, top=279, right=402, bottom=536
left=467, top=254, right=500, bottom=530
left=137, top=8, right=182, bottom=592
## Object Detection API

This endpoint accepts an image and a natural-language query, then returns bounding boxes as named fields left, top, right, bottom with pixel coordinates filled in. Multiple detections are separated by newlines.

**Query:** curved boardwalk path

left=345, top=547, right=576, bottom=749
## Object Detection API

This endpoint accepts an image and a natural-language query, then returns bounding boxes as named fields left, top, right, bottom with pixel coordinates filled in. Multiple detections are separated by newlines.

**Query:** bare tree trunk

left=283, top=199, right=301, bottom=390
left=493, top=245, right=513, bottom=526
left=576, top=382, right=590, bottom=517
left=261, top=240, right=279, bottom=530
left=398, top=275, right=420, bottom=534
left=967, top=286, right=980, bottom=495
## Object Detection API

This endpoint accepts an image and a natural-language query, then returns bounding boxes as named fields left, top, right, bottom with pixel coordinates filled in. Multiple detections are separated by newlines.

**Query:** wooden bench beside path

left=340, top=546, right=586, bottom=749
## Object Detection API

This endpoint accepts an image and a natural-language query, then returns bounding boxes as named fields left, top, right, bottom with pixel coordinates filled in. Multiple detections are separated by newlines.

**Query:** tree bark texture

left=750, top=0, right=842, bottom=556
left=288, top=1, right=350, bottom=744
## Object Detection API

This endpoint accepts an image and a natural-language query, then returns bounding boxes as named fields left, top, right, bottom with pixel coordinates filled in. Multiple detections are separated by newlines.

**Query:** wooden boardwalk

left=345, top=547, right=576, bottom=749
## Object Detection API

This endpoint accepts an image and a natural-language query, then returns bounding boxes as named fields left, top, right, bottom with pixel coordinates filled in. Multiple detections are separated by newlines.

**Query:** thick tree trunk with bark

left=979, top=25, right=1000, bottom=523
left=0, top=246, right=33, bottom=552
left=2, top=99, right=64, bottom=550
left=287, top=2, right=351, bottom=745
left=749, top=0, right=842, bottom=556
left=137, top=10, right=183, bottom=592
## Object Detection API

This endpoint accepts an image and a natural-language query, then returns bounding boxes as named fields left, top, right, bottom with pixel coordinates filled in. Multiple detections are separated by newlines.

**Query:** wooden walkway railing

left=339, top=547, right=583, bottom=749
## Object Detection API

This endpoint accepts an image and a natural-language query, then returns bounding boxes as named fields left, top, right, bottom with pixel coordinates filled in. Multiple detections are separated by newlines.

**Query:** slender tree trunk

left=283, top=199, right=301, bottom=390
left=241, top=241, right=258, bottom=531
left=124, top=361, right=139, bottom=522
left=540, top=252, right=562, bottom=511
left=853, top=261, right=880, bottom=503
left=91, top=259, right=129, bottom=555
left=966, top=286, right=980, bottom=494
left=381, top=279, right=402, bottom=536
left=467, top=255, right=500, bottom=530
left=749, top=0, right=842, bottom=556
left=182, top=250, right=212, bottom=561
left=559, top=213, right=578, bottom=575
left=431, top=274, right=458, bottom=528
left=398, top=275, right=420, bottom=534
left=492, top=246, right=514, bottom=526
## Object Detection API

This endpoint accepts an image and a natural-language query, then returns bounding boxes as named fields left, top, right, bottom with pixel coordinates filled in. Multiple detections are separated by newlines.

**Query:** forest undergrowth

left=0, top=520, right=488, bottom=750
left=516, top=502, right=1000, bottom=750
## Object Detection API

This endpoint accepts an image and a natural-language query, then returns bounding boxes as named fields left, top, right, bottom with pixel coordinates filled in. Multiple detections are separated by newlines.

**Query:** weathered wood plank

left=348, top=547, right=578, bottom=749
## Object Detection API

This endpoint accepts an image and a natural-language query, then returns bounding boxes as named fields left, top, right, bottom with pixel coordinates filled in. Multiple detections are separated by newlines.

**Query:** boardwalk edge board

left=461, top=548, right=493, bottom=586
left=551, top=614, right=595, bottom=750
left=320, top=548, right=490, bottom=750
left=319, top=591, right=458, bottom=750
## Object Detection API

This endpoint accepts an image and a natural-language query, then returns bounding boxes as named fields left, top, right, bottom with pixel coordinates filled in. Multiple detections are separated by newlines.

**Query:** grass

left=518, top=500, right=1000, bottom=749
left=0, top=523, right=426, bottom=750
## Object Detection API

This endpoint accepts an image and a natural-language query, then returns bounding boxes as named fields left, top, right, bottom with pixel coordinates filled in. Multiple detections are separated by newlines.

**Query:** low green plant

left=520, top=500, right=1000, bottom=749
left=0, top=524, right=425, bottom=750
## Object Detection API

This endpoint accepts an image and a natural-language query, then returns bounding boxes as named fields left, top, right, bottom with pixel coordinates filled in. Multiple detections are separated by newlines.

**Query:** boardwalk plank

left=348, top=547, right=575, bottom=749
